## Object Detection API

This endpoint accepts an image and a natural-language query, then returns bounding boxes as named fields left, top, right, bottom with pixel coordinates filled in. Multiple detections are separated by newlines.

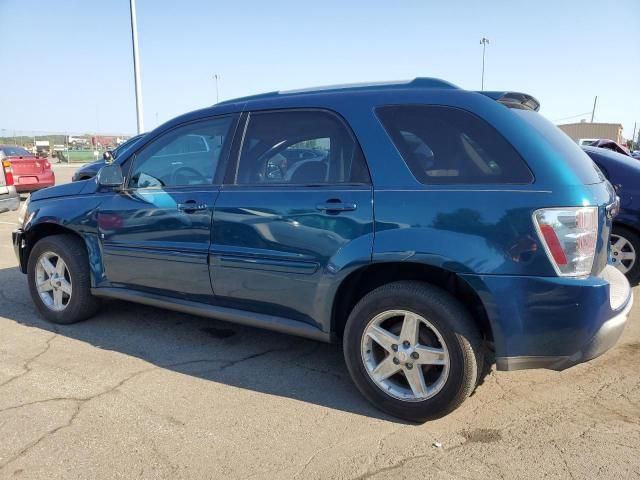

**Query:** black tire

left=343, top=281, right=483, bottom=423
left=611, top=225, right=640, bottom=284
left=27, top=234, right=100, bottom=324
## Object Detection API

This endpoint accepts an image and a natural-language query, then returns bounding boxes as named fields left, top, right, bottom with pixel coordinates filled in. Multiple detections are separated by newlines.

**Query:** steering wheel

left=171, top=166, right=208, bottom=186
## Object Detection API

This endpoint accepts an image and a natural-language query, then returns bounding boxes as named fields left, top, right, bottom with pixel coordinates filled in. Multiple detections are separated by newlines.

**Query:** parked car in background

left=578, top=138, right=600, bottom=146
left=0, top=145, right=55, bottom=193
left=585, top=139, right=632, bottom=156
left=0, top=151, right=20, bottom=213
left=583, top=145, right=640, bottom=283
left=72, top=134, right=145, bottom=182
left=12, top=79, right=631, bottom=422
left=631, top=150, right=640, bottom=160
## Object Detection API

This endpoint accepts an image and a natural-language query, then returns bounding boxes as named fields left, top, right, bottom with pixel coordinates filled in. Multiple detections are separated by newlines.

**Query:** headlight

left=17, top=195, right=30, bottom=226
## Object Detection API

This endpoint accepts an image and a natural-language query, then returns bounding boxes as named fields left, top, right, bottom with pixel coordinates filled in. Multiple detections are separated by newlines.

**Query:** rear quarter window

left=376, top=105, right=533, bottom=185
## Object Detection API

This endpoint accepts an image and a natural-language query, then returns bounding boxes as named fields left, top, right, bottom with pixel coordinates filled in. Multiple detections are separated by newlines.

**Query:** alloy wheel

left=610, top=234, right=636, bottom=274
left=35, top=251, right=72, bottom=311
left=361, top=309, right=450, bottom=402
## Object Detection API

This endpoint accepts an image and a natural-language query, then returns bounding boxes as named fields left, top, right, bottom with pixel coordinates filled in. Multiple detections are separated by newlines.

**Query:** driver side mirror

left=97, top=164, right=124, bottom=188
left=103, top=150, right=114, bottom=164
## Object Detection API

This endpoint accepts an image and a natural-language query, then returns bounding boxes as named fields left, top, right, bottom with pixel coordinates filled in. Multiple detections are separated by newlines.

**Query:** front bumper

left=462, top=265, right=633, bottom=371
left=12, top=228, right=27, bottom=273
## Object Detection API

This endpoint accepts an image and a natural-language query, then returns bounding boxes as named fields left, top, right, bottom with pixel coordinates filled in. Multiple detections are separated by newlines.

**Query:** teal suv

left=13, top=79, right=631, bottom=422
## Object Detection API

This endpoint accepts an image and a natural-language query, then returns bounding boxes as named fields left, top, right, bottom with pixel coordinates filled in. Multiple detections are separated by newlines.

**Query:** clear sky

left=1, top=0, right=638, bottom=139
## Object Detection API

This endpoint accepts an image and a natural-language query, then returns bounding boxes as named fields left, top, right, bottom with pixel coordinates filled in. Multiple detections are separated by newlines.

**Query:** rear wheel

left=27, top=234, right=100, bottom=324
left=343, top=281, right=483, bottom=422
left=611, top=225, right=640, bottom=284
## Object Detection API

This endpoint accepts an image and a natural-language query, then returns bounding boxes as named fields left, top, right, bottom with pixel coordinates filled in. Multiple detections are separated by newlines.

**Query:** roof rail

left=216, top=78, right=459, bottom=106
left=478, top=91, right=540, bottom=112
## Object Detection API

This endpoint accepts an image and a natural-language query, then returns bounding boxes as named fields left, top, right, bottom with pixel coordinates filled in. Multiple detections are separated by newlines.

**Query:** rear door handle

left=316, top=201, right=357, bottom=213
left=177, top=200, right=208, bottom=213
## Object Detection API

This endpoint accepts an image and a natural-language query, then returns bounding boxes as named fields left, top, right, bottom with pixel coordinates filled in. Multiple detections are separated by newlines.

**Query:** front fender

left=23, top=195, right=107, bottom=286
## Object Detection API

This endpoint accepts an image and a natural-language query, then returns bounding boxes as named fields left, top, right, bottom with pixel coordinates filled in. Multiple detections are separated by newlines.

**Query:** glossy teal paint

left=98, top=186, right=219, bottom=300
left=211, top=185, right=373, bottom=327
left=13, top=79, right=630, bottom=367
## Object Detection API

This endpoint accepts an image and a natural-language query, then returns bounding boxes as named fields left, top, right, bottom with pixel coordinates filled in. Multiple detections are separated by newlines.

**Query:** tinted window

left=512, top=109, right=602, bottom=184
left=129, top=117, right=233, bottom=189
left=0, top=146, right=32, bottom=157
left=377, top=105, right=533, bottom=185
left=235, top=110, right=370, bottom=185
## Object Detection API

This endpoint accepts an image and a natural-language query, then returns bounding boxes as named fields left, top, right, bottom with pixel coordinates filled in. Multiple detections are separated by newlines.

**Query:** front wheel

left=27, top=234, right=100, bottom=324
left=343, top=281, right=483, bottom=422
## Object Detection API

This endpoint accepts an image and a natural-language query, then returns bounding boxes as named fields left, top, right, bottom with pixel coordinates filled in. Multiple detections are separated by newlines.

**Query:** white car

left=0, top=151, right=20, bottom=213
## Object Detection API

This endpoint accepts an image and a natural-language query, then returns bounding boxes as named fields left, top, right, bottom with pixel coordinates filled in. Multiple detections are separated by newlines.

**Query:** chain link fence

left=0, top=130, right=134, bottom=163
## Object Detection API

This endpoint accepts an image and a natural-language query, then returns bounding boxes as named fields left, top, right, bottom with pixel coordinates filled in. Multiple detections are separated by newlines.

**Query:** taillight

left=43, top=160, right=51, bottom=169
left=533, top=207, right=598, bottom=277
left=2, top=160, right=14, bottom=186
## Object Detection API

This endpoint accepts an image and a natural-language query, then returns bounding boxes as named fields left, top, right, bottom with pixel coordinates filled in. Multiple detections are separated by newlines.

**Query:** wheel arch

left=331, top=261, right=493, bottom=345
left=23, top=223, right=86, bottom=274
left=613, top=220, right=640, bottom=237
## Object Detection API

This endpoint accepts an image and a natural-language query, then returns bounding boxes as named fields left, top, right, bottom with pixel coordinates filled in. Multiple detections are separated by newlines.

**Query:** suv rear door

left=210, top=109, right=373, bottom=326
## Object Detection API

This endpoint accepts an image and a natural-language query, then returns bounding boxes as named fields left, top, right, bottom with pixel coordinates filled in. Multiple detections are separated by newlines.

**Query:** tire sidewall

left=27, top=235, right=94, bottom=324
left=344, top=282, right=480, bottom=422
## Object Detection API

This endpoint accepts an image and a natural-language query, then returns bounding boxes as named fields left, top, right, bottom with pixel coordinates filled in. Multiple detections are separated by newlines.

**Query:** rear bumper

left=14, top=170, right=55, bottom=192
left=462, top=265, right=633, bottom=371
left=0, top=187, right=20, bottom=213
left=495, top=292, right=632, bottom=371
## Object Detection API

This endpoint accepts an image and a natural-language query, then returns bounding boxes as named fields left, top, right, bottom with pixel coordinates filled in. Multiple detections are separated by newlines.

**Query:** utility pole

left=590, top=96, right=597, bottom=123
left=213, top=74, right=220, bottom=103
left=632, top=122, right=637, bottom=150
left=480, top=37, right=489, bottom=91
left=129, top=0, right=144, bottom=134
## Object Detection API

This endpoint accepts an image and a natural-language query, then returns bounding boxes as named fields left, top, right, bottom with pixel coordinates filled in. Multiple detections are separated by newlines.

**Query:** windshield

left=512, top=110, right=603, bottom=184
left=0, top=146, right=32, bottom=157
left=112, top=134, right=143, bottom=159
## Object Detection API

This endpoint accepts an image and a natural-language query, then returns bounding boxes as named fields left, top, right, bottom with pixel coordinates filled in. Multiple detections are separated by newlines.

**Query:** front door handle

left=177, top=200, right=208, bottom=213
left=316, top=201, right=357, bottom=213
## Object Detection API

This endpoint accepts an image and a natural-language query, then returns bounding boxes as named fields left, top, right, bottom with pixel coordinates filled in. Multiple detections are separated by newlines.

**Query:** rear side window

left=376, top=105, right=533, bottom=185
left=235, top=110, right=370, bottom=185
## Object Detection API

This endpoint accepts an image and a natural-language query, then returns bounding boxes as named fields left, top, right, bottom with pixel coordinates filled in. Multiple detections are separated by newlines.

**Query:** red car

left=0, top=145, right=55, bottom=192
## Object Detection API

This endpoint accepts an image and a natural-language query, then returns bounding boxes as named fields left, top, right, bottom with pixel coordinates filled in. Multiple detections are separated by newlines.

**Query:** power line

left=553, top=112, right=592, bottom=123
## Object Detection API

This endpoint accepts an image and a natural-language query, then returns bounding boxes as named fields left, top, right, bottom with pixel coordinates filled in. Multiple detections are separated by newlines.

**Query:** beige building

left=558, top=122, right=624, bottom=144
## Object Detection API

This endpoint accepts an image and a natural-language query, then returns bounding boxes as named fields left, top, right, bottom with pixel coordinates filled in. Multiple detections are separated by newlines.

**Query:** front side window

left=235, top=110, right=370, bottom=185
left=377, top=105, right=533, bottom=185
left=128, top=116, right=234, bottom=189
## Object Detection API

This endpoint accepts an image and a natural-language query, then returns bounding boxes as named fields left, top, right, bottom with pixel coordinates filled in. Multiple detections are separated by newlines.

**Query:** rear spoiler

left=478, top=91, right=540, bottom=112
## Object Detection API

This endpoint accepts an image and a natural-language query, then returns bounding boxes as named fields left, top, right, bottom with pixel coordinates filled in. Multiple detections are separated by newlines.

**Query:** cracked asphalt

left=0, top=166, right=638, bottom=479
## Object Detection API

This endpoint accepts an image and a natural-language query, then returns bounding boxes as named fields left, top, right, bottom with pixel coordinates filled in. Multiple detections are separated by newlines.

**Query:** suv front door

left=211, top=109, right=373, bottom=327
left=98, top=115, right=237, bottom=301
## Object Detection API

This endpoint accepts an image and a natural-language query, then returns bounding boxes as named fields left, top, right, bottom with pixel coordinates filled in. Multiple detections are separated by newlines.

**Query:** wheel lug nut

left=406, top=363, right=413, bottom=369
left=391, top=344, right=398, bottom=352
left=402, top=341, right=410, bottom=348
left=411, top=352, right=419, bottom=360
left=392, top=357, right=400, bottom=365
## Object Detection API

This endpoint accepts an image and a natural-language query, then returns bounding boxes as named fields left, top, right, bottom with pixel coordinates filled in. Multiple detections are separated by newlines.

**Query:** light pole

left=129, top=0, right=144, bottom=134
left=480, top=37, right=489, bottom=91
left=213, top=74, right=220, bottom=103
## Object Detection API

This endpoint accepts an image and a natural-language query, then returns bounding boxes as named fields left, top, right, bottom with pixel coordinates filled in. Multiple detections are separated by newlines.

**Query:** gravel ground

left=0, top=165, right=638, bottom=479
